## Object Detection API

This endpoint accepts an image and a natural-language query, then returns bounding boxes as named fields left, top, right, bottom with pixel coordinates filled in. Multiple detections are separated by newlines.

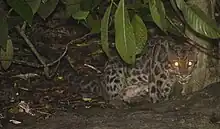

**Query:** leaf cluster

left=0, top=0, right=220, bottom=69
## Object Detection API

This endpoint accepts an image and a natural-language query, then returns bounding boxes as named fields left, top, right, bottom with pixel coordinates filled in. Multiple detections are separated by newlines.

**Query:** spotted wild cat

left=79, top=36, right=198, bottom=104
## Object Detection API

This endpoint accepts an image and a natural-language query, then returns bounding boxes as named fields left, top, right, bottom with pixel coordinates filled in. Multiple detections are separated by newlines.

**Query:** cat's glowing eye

left=174, top=62, right=179, bottom=66
left=188, top=61, right=193, bottom=66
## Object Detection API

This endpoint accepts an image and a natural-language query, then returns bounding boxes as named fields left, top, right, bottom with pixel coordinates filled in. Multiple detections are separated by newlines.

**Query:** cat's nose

left=179, top=80, right=187, bottom=84
left=181, top=75, right=188, bottom=78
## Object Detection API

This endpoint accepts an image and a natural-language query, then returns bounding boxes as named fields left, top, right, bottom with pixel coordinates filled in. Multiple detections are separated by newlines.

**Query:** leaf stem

left=111, top=0, right=118, bottom=7
left=7, top=8, right=13, bottom=17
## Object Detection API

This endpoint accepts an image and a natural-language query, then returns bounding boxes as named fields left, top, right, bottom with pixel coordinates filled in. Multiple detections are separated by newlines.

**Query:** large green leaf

left=62, top=0, right=81, bottom=18
left=175, top=0, right=220, bottom=39
left=26, top=0, right=41, bottom=14
left=87, top=14, right=101, bottom=33
left=101, top=3, right=112, bottom=58
left=72, top=10, right=89, bottom=20
left=0, top=11, right=8, bottom=50
left=62, top=0, right=89, bottom=20
left=149, top=0, right=168, bottom=32
left=0, top=39, right=13, bottom=70
left=37, top=0, right=59, bottom=20
left=80, top=0, right=94, bottom=11
left=137, top=7, right=153, bottom=22
left=166, top=0, right=184, bottom=36
left=80, top=0, right=101, bottom=11
left=7, top=0, right=33, bottom=24
left=115, top=0, right=136, bottom=64
left=131, top=14, right=148, bottom=55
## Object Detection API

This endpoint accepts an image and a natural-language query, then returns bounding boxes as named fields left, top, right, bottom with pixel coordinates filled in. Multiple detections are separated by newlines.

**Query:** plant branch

left=16, top=22, right=53, bottom=78
left=13, top=25, right=98, bottom=72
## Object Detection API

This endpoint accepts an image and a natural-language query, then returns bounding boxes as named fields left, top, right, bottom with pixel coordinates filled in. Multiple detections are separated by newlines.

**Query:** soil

left=2, top=82, right=220, bottom=129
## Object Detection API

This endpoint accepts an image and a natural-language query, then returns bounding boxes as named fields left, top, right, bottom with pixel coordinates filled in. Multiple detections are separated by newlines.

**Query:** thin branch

left=13, top=27, right=98, bottom=69
left=15, top=22, right=51, bottom=78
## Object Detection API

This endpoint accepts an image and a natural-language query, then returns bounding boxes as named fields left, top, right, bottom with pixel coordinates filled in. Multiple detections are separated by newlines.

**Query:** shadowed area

left=7, top=82, right=220, bottom=129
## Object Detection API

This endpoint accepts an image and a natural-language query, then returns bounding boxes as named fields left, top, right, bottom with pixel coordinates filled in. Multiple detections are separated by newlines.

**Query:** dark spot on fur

left=111, top=70, right=116, bottom=75
left=112, top=94, right=117, bottom=97
left=164, top=63, right=169, bottom=69
left=107, top=86, right=110, bottom=91
left=151, top=86, right=156, bottom=93
left=154, top=65, right=161, bottom=75
left=131, top=78, right=138, bottom=83
left=132, top=70, right=140, bottom=75
left=113, top=85, right=117, bottom=91
left=109, top=76, right=115, bottom=83
left=158, top=45, right=167, bottom=62
left=110, top=86, right=114, bottom=91
left=160, top=73, right=167, bottom=79
left=164, top=87, right=170, bottom=92
left=106, top=71, right=111, bottom=75
left=106, top=76, right=110, bottom=82
left=156, top=80, right=163, bottom=87
left=142, top=75, right=148, bottom=80
left=118, top=70, right=123, bottom=74
left=118, top=63, right=123, bottom=67
left=137, top=76, right=143, bottom=81
left=114, top=79, right=120, bottom=83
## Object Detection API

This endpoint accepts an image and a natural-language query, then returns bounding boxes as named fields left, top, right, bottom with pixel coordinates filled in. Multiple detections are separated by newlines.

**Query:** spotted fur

left=80, top=36, right=198, bottom=104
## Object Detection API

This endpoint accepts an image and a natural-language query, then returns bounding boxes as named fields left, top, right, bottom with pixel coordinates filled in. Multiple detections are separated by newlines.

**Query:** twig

left=15, top=22, right=51, bottom=78
left=15, top=22, right=98, bottom=77
left=84, top=64, right=102, bottom=74
left=46, top=33, right=97, bottom=67
left=13, top=33, right=97, bottom=68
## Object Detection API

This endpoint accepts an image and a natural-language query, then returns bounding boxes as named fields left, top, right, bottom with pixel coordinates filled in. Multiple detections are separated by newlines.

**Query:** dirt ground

left=2, top=82, right=220, bottom=129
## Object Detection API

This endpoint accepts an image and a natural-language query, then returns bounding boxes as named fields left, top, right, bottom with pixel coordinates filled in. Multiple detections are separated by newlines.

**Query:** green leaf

left=149, top=0, right=168, bottom=32
left=72, top=10, right=89, bottom=20
left=143, top=0, right=149, bottom=4
left=62, top=0, right=81, bottom=17
left=7, top=0, right=33, bottom=24
left=175, top=0, right=220, bottom=39
left=138, top=7, right=153, bottom=22
left=165, top=0, right=184, bottom=36
left=126, top=0, right=145, bottom=9
left=37, top=0, right=59, bottom=20
left=131, top=14, right=148, bottom=55
left=26, top=0, right=41, bottom=14
left=0, top=11, right=8, bottom=50
left=80, top=0, right=102, bottom=11
left=101, top=3, right=112, bottom=58
left=42, top=0, right=49, bottom=3
left=0, top=39, right=13, bottom=70
left=80, top=0, right=93, bottom=11
left=87, top=14, right=101, bottom=33
left=115, top=0, right=136, bottom=64
left=62, top=0, right=89, bottom=20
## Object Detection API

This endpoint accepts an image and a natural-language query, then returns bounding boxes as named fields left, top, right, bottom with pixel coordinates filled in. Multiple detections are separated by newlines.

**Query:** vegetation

left=0, top=0, right=220, bottom=69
